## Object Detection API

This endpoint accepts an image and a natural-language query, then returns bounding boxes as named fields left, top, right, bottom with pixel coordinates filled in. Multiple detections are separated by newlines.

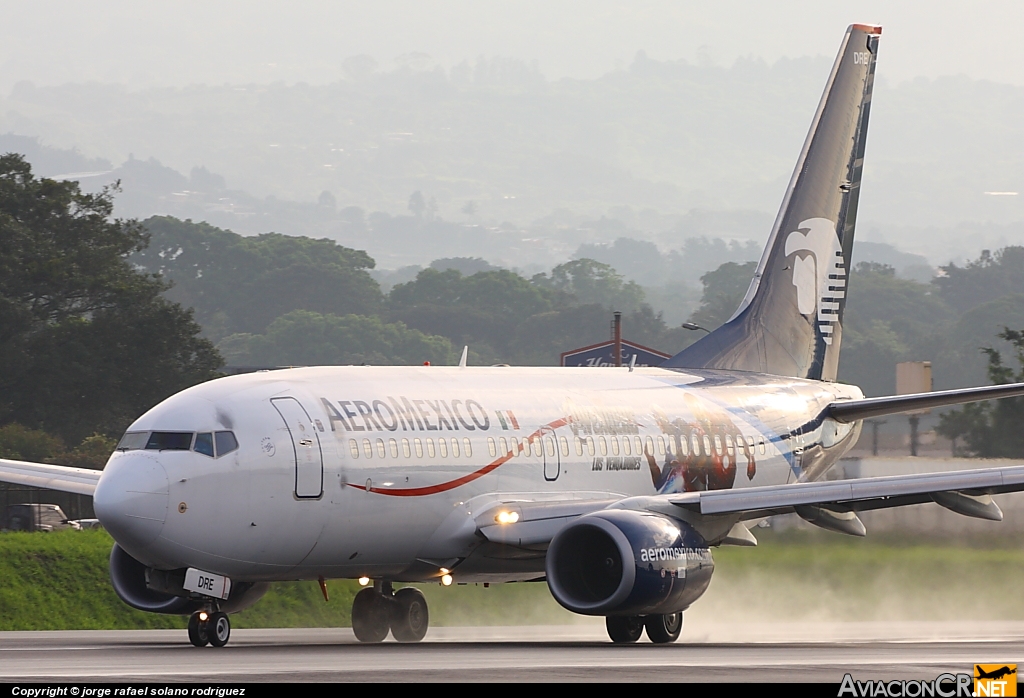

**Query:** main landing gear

left=188, top=610, right=231, bottom=648
left=605, top=612, right=683, bottom=644
left=352, top=581, right=429, bottom=643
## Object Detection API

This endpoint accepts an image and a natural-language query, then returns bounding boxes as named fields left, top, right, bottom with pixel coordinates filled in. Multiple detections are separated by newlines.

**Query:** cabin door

left=271, top=397, right=324, bottom=498
left=541, top=427, right=560, bottom=481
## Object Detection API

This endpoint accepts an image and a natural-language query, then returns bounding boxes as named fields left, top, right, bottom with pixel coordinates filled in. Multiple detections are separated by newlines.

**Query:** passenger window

left=511, top=437, right=520, bottom=455
left=402, top=439, right=411, bottom=458
left=560, top=436, right=569, bottom=457
left=389, top=439, right=399, bottom=458
left=635, top=436, right=643, bottom=454
left=703, top=435, right=711, bottom=456
left=500, top=437, right=509, bottom=456
left=193, top=432, right=214, bottom=458
left=215, top=431, right=238, bottom=457
left=463, top=437, right=472, bottom=458
left=146, top=432, right=193, bottom=451
left=439, top=439, right=448, bottom=458
left=349, top=440, right=359, bottom=459
left=691, top=434, right=700, bottom=455
left=622, top=437, right=631, bottom=455
left=427, top=439, right=436, bottom=458
left=657, top=436, right=666, bottom=455
left=376, top=439, right=386, bottom=459
left=759, top=439, right=766, bottom=455
left=599, top=437, right=608, bottom=456
left=575, top=437, right=584, bottom=457
left=713, top=435, right=722, bottom=454
left=414, top=438, right=423, bottom=458
left=363, top=439, right=373, bottom=459
left=587, top=437, right=596, bottom=457
left=546, top=437, right=555, bottom=457
left=486, top=437, right=496, bottom=457
left=646, top=436, right=655, bottom=456
left=610, top=437, right=619, bottom=456
left=450, top=438, right=459, bottom=458
left=678, top=437, right=687, bottom=456
left=726, top=435, right=735, bottom=456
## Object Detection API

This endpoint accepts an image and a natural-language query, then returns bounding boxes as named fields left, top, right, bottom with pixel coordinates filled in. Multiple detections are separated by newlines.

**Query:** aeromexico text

left=321, top=397, right=493, bottom=433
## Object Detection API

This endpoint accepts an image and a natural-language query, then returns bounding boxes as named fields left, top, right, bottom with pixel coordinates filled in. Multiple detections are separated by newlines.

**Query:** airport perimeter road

left=1, top=624, right=1021, bottom=682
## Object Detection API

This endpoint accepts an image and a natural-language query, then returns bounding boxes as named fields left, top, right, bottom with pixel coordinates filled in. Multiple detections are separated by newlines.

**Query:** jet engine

left=109, top=544, right=268, bottom=614
left=545, top=510, right=714, bottom=616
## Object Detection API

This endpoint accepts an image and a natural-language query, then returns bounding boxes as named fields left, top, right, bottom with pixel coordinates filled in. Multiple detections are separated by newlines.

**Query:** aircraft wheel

left=605, top=615, right=644, bottom=644
left=207, top=611, right=231, bottom=647
left=390, top=587, right=429, bottom=643
left=644, top=612, right=683, bottom=644
left=187, top=611, right=209, bottom=647
left=352, top=588, right=391, bottom=643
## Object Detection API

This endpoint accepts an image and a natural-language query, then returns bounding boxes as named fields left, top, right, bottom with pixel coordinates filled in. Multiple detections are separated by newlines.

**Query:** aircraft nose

left=94, top=452, right=169, bottom=554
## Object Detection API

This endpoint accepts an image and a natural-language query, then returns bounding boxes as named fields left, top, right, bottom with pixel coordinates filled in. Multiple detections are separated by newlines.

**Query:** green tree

left=837, top=263, right=952, bottom=395
left=937, top=328, right=1024, bottom=457
left=133, top=216, right=384, bottom=341
left=688, top=261, right=756, bottom=330
left=0, top=154, right=221, bottom=443
left=934, top=247, right=1024, bottom=314
left=217, top=310, right=455, bottom=366
left=536, top=258, right=646, bottom=312
left=389, top=268, right=557, bottom=357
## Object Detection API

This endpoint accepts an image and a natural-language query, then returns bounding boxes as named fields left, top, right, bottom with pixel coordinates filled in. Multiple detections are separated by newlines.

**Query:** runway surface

left=2, top=623, right=1022, bottom=682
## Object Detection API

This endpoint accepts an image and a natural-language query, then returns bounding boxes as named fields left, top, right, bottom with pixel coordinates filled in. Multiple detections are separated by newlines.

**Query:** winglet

left=459, top=346, right=469, bottom=368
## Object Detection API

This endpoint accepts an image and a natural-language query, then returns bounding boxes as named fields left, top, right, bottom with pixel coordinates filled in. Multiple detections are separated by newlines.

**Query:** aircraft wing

left=828, top=381, right=1024, bottom=423
left=0, top=458, right=101, bottom=496
left=475, top=498, right=620, bottom=547
left=665, top=465, right=1024, bottom=520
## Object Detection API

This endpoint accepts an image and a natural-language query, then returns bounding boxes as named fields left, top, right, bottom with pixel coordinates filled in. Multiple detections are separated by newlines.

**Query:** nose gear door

left=271, top=397, right=324, bottom=498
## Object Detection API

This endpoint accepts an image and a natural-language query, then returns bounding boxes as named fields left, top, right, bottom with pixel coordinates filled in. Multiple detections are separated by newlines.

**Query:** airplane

left=4, top=23, right=1024, bottom=648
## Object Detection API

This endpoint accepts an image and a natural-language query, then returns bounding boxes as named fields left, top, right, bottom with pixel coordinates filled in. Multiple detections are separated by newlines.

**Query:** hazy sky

left=2, top=1, right=1023, bottom=91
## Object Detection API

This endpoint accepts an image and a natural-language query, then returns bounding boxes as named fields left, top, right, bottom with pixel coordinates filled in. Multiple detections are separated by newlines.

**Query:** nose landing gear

left=351, top=582, right=429, bottom=643
left=188, top=609, right=232, bottom=647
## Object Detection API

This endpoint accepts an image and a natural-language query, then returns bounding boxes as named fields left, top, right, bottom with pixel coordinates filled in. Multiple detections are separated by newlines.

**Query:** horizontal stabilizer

left=827, top=382, right=1024, bottom=423
left=0, top=458, right=101, bottom=495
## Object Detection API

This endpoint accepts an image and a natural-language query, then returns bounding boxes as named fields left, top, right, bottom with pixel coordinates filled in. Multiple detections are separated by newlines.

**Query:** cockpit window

left=145, top=432, right=194, bottom=451
left=193, top=432, right=215, bottom=457
left=116, top=432, right=149, bottom=451
left=215, top=431, right=239, bottom=457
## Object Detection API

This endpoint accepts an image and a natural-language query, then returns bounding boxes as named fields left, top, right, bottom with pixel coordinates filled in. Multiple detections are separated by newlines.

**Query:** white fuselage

left=92, top=365, right=863, bottom=583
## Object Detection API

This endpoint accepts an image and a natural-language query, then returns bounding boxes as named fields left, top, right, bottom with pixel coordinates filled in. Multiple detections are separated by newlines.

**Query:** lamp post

left=682, top=322, right=711, bottom=334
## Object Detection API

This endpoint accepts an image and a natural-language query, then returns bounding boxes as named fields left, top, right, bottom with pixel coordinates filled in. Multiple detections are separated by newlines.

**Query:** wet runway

left=2, top=623, right=1022, bottom=682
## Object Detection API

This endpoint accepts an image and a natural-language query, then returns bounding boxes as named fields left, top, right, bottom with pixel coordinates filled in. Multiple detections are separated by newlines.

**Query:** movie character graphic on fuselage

left=644, top=395, right=756, bottom=493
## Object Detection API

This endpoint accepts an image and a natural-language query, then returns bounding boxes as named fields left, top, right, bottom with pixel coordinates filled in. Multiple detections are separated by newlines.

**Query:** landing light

left=495, top=510, right=520, bottom=525
left=198, top=611, right=209, bottom=621
left=358, top=576, right=370, bottom=586
left=441, top=574, right=453, bottom=586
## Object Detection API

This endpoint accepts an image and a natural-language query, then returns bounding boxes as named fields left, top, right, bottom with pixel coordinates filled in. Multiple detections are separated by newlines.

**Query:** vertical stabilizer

left=664, top=24, right=880, bottom=381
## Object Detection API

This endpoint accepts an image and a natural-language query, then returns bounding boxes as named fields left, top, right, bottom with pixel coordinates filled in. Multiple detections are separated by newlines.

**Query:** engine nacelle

left=545, top=510, right=714, bottom=616
left=109, top=544, right=269, bottom=615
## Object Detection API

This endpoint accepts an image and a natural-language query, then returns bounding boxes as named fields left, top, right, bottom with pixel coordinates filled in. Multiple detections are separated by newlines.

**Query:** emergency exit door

left=271, top=397, right=324, bottom=498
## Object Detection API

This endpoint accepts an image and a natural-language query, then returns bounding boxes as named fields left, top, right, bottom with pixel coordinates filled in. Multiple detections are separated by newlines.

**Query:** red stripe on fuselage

left=346, top=417, right=569, bottom=496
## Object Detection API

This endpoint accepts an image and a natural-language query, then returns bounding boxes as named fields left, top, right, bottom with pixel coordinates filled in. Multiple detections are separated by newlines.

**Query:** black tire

left=352, top=588, right=391, bottom=643
left=208, top=612, right=231, bottom=648
left=644, top=612, right=683, bottom=644
left=390, top=587, right=429, bottom=643
left=187, top=612, right=209, bottom=647
left=606, top=615, right=644, bottom=644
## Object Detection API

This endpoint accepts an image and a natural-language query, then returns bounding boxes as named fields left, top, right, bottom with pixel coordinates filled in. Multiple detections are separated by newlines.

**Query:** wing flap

left=666, top=465, right=1024, bottom=517
left=0, top=458, right=102, bottom=496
